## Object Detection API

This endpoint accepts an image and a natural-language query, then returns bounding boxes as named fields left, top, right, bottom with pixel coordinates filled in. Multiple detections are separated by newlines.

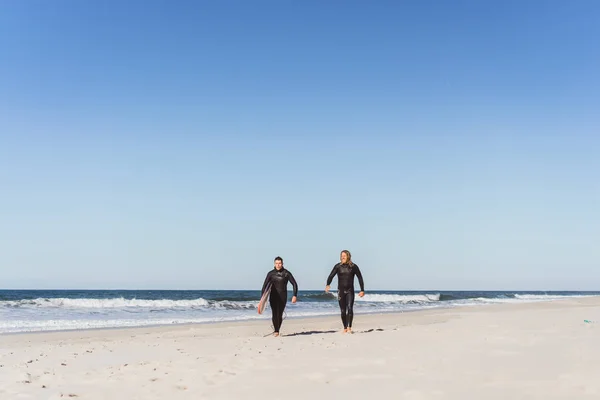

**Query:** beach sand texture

left=1, top=296, right=599, bottom=399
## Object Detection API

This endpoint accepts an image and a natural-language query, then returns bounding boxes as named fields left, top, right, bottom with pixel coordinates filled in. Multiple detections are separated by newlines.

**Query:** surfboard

left=257, top=282, right=272, bottom=315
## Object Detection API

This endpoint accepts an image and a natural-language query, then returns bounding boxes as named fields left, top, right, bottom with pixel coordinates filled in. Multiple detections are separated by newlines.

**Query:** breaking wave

left=0, top=297, right=258, bottom=310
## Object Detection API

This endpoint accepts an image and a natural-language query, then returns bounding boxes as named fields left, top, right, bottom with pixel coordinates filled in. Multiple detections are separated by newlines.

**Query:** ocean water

left=1, top=290, right=598, bottom=334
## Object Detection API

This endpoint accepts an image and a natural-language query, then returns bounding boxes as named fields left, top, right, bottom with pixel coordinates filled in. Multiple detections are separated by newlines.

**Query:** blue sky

left=1, top=1, right=598, bottom=290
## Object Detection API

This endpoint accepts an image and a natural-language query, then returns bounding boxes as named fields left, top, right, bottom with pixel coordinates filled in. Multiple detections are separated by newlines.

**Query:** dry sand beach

left=1, top=296, right=599, bottom=400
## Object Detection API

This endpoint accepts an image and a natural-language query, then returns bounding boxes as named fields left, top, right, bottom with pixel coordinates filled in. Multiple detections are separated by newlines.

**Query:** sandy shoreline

left=1, top=297, right=599, bottom=399
left=0, top=303, right=451, bottom=338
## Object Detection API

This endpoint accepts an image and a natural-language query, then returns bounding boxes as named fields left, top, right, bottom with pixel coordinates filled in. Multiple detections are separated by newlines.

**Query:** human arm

left=354, top=264, right=365, bottom=296
left=261, top=271, right=272, bottom=295
left=325, top=264, right=338, bottom=292
left=287, top=271, right=298, bottom=303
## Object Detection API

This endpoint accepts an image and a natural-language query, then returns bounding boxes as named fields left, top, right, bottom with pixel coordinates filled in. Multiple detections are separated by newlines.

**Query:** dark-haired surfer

left=325, top=250, right=364, bottom=333
left=261, top=256, right=298, bottom=337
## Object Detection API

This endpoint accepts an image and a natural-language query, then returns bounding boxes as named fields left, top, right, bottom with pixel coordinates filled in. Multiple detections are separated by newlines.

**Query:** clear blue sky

left=1, top=1, right=598, bottom=290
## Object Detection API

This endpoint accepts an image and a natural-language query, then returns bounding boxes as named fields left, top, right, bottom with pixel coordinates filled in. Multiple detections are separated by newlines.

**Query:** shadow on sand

left=283, top=330, right=337, bottom=337
left=282, top=328, right=385, bottom=337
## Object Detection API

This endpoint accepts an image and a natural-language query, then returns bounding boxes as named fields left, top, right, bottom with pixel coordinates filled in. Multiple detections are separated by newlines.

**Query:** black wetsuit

left=326, top=263, right=364, bottom=328
left=261, top=268, right=298, bottom=333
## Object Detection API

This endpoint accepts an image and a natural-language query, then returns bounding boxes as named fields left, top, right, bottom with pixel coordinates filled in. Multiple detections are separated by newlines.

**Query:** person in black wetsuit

left=325, top=249, right=364, bottom=333
left=261, top=256, right=298, bottom=337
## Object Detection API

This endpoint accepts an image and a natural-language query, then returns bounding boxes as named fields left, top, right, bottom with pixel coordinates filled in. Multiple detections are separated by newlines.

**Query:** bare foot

left=342, top=328, right=348, bottom=334
left=347, top=328, right=353, bottom=334
left=273, top=332, right=279, bottom=337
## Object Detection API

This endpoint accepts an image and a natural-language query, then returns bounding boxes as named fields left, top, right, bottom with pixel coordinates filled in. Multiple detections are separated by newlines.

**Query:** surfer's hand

left=291, top=296, right=297, bottom=304
left=325, top=285, right=330, bottom=293
left=358, top=291, right=365, bottom=298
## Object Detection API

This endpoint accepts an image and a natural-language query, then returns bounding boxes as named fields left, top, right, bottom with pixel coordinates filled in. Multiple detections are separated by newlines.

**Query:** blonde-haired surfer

left=325, top=250, right=365, bottom=333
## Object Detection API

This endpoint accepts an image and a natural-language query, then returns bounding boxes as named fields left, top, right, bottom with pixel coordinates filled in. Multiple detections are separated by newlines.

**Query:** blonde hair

left=340, top=250, right=354, bottom=267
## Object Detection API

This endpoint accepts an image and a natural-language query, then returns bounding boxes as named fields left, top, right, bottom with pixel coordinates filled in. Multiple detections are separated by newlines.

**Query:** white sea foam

left=358, top=293, right=441, bottom=303
left=513, top=294, right=592, bottom=300
left=0, top=297, right=260, bottom=309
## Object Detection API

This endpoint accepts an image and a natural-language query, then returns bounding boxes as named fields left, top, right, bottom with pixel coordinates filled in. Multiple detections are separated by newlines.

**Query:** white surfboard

left=257, top=282, right=272, bottom=314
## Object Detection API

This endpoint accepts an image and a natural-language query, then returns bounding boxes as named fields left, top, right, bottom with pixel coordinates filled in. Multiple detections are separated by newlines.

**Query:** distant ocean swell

left=0, top=290, right=597, bottom=334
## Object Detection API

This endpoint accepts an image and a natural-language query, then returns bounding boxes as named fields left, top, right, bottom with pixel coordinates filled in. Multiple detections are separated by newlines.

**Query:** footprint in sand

left=21, top=372, right=32, bottom=383
left=304, top=372, right=326, bottom=381
left=218, top=369, right=236, bottom=376
left=203, top=377, right=216, bottom=386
